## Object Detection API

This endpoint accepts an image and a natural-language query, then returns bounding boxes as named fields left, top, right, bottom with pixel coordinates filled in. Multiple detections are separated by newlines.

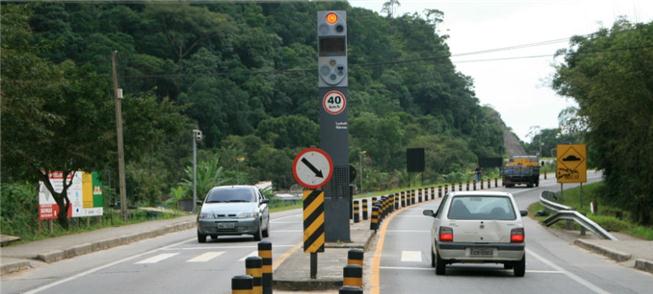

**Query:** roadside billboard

left=38, top=171, right=104, bottom=220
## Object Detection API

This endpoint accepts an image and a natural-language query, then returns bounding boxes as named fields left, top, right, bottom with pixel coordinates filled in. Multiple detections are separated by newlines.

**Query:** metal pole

left=579, top=183, right=583, bottom=209
left=359, top=152, right=363, bottom=194
left=310, top=253, right=318, bottom=279
left=112, top=51, right=128, bottom=221
left=192, top=132, right=197, bottom=213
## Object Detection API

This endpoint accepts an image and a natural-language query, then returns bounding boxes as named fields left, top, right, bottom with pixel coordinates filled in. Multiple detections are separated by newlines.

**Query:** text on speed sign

left=322, top=90, right=347, bottom=115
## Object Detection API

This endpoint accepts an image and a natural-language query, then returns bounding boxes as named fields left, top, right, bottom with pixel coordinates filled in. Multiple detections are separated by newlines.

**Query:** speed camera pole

left=318, top=11, right=351, bottom=242
left=192, top=129, right=202, bottom=213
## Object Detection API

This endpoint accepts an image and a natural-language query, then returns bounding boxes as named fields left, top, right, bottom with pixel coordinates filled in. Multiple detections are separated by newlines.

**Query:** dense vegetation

left=1, top=2, right=505, bottom=229
left=552, top=20, right=653, bottom=225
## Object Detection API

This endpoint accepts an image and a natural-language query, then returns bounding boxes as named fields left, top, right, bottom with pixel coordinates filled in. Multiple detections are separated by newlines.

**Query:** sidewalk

left=0, top=215, right=196, bottom=276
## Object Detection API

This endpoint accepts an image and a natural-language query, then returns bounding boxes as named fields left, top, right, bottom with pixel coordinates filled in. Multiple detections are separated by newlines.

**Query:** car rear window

left=206, top=188, right=255, bottom=203
left=447, top=196, right=516, bottom=220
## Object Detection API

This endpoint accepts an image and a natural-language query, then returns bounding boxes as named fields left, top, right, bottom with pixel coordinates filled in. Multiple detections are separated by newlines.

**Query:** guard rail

left=539, top=191, right=617, bottom=241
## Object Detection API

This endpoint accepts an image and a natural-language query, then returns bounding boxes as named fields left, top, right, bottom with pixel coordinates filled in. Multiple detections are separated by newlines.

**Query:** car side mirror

left=520, top=210, right=528, bottom=217
left=422, top=209, right=435, bottom=217
left=260, top=199, right=269, bottom=205
left=196, top=200, right=203, bottom=206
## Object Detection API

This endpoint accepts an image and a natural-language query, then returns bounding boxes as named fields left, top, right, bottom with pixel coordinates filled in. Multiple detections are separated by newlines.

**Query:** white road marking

left=135, top=253, right=179, bottom=264
left=269, top=221, right=298, bottom=224
left=24, top=237, right=195, bottom=294
left=526, top=270, right=565, bottom=274
left=387, top=230, right=429, bottom=233
left=239, top=250, right=258, bottom=261
left=165, top=244, right=295, bottom=250
left=270, top=214, right=301, bottom=223
left=527, top=249, right=610, bottom=294
left=273, top=230, right=302, bottom=233
left=401, top=251, right=422, bottom=262
left=187, top=251, right=224, bottom=263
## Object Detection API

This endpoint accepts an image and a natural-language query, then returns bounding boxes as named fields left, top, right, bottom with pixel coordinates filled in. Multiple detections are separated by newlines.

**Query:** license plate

left=217, top=222, right=235, bottom=229
left=470, top=248, right=494, bottom=256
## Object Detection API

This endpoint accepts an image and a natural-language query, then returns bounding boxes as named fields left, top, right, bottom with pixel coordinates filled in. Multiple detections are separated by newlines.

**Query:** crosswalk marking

left=240, top=250, right=258, bottom=261
left=187, top=251, right=224, bottom=263
left=400, top=251, right=422, bottom=262
left=135, top=253, right=179, bottom=264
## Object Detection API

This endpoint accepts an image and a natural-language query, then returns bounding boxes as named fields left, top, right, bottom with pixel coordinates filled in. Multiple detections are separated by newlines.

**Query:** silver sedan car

left=423, top=191, right=527, bottom=276
left=197, top=185, right=270, bottom=243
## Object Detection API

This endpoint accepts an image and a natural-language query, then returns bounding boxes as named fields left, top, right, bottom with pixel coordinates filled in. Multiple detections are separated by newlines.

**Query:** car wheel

left=253, top=224, right=263, bottom=241
left=514, top=255, right=526, bottom=277
left=197, top=231, right=207, bottom=243
left=435, top=251, right=446, bottom=275
left=431, top=250, right=436, bottom=268
left=262, top=220, right=269, bottom=238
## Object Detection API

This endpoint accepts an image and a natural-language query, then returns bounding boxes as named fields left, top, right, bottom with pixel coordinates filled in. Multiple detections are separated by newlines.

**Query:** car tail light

left=511, top=228, right=525, bottom=243
left=439, top=226, right=454, bottom=242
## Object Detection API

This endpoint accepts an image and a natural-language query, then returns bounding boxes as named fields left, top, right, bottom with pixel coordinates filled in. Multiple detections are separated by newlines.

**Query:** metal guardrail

left=539, top=191, right=617, bottom=241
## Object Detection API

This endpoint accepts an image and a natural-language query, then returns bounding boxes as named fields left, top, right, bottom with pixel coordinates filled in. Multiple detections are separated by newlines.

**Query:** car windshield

left=447, top=196, right=516, bottom=220
left=205, top=188, right=255, bottom=203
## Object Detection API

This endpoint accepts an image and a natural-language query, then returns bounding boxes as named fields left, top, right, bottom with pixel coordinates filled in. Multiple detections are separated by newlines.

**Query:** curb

left=574, top=239, right=632, bottom=262
left=0, top=260, right=31, bottom=276
left=35, top=220, right=196, bottom=263
left=634, top=259, right=653, bottom=274
left=273, top=279, right=342, bottom=291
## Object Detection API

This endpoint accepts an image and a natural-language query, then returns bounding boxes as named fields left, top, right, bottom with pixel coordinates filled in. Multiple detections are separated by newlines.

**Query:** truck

left=501, top=155, right=540, bottom=188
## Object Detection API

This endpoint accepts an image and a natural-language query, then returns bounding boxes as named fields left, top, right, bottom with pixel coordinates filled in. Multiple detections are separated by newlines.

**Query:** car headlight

left=238, top=211, right=257, bottom=218
left=199, top=213, right=211, bottom=219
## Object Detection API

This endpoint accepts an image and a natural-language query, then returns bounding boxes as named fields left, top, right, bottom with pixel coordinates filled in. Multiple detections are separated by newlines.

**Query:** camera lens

left=336, top=25, right=344, bottom=32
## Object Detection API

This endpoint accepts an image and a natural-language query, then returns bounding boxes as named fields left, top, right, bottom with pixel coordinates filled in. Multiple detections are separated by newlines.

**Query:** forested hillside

left=2, top=2, right=505, bottom=207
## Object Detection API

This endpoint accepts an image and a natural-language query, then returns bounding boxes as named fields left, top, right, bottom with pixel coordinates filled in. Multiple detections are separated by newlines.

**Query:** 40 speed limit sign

left=322, top=90, right=347, bottom=115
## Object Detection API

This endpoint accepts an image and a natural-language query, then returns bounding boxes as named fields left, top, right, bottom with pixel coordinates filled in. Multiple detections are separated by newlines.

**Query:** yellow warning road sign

left=556, top=144, right=587, bottom=183
left=303, top=190, right=325, bottom=253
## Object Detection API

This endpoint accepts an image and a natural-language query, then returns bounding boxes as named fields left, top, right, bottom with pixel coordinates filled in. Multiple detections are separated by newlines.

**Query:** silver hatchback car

left=197, top=185, right=270, bottom=243
left=423, top=191, right=527, bottom=276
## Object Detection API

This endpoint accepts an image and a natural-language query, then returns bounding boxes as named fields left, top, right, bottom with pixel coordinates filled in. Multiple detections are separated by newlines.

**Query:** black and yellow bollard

left=451, top=183, right=455, bottom=192
left=232, top=275, right=253, bottom=294
left=362, top=199, right=368, bottom=220
left=438, top=186, right=442, bottom=198
left=481, top=179, right=485, bottom=189
left=411, top=190, right=416, bottom=205
left=488, top=178, right=491, bottom=188
left=466, top=181, right=470, bottom=191
left=473, top=180, right=477, bottom=190
left=459, top=183, right=463, bottom=191
left=245, top=256, right=263, bottom=294
left=370, top=204, right=379, bottom=231
left=401, top=193, right=406, bottom=207
left=418, top=188, right=422, bottom=203
left=353, top=200, right=360, bottom=223
left=258, top=241, right=273, bottom=294
left=495, top=178, right=498, bottom=187
left=339, top=286, right=363, bottom=294
left=394, top=194, right=399, bottom=210
left=445, top=184, right=449, bottom=195
left=347, top=248, right=364, bottom=266
left=343, top=264, right=363, bottom=288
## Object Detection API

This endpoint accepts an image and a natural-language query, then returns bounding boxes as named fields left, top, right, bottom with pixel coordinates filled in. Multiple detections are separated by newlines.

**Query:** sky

left=349, top=0, right=653, bottom=142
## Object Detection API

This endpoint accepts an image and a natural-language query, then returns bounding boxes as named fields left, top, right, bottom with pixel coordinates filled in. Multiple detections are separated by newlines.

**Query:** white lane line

left=400, top=251, right=422, bottom=262
left=25, top=237, right=195, bottom=294
left=270, top=214, right=301, bottom=222
left=135, top=253, right=179, bottom=264
left=527, top=249, right=610, bottom=294
left=239, top=251, right=258, bottom=261
left=387, top=230, right=429, bottom=233
left=187, top=251, right=224, bottom=263
left=526, top=270, right=565, bottom=274
left=165, top=244, right=295, bottom=250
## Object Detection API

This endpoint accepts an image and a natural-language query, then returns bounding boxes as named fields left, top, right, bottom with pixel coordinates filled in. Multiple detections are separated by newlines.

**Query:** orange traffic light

left=326, top=12, right=338, bottom=24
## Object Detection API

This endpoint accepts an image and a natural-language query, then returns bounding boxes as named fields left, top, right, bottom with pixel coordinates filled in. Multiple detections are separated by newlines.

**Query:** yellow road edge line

left=273, top=241, right=302, bottom=272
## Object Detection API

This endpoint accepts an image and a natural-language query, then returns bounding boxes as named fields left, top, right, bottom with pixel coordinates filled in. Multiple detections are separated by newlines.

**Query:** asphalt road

left=375, top=173, right=653, bottom=294
left=1, top=209, right=303, bottom=294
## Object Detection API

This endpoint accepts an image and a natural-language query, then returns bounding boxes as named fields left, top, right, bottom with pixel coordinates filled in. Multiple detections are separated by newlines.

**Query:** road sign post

left=293, top=148, right=332, bottom=279
left=318, top=10, right=350, bottom=242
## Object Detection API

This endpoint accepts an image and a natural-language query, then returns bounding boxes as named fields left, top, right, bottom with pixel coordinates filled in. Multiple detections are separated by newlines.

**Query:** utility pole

left=192, top=129, right=202, bottom=213
left=359, top=151, right=366, bottom=194
left=112, top=51, right=128, bottom=220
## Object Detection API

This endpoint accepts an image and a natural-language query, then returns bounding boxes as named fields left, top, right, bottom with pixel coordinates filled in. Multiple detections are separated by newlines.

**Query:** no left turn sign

left=292, top=147, right=334, bottom=189
left=322, top=90, right=347, bottom=115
